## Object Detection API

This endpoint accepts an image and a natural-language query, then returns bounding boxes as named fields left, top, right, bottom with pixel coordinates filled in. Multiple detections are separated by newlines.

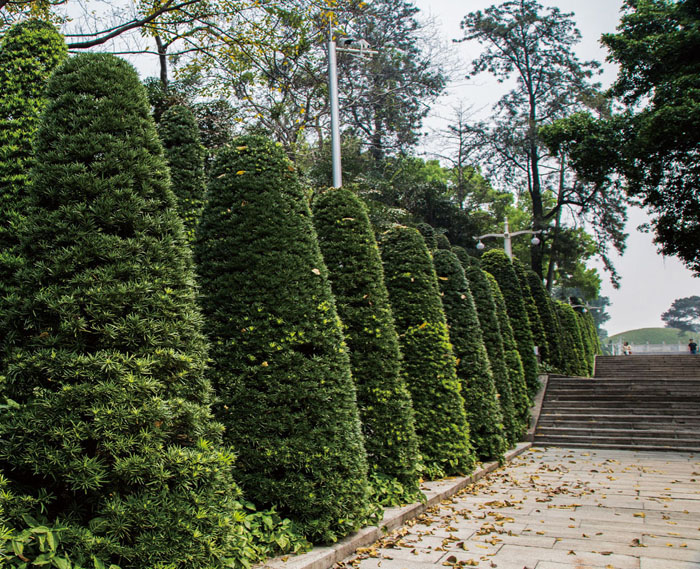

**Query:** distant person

left=689, top=339, right=698, bottom=354
left=623, top=341, right=632, bottom=355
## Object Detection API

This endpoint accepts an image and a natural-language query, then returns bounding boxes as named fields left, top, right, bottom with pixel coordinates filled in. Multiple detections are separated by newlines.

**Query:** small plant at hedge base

left=380, top=226, right=475, bottom=479
left=433, top=250, right=507, bottom=463
left=367, top=473, right=426, bottom=508
left=480, top=250, right=540, bottom=399
left=195, top=136, right=373, bottom=544
left=312, top=188, right=421, bottom=504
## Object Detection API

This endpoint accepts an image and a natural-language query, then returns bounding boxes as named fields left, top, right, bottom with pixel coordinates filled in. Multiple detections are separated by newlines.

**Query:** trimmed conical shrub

left=555, top=301, right=587, bottom=376
left=195, top=136, right=372, bottom=543
left=485, top=272, right=530, bottom=434
left=0, top=20, right=66, bottom=339
left=481, top=250, right=540, bottom=398
left=158, top=105, right=206, bottom=242
left=380, top=226, right=475, bottom=479
left=456, top=251, right=519, bottom=446
left=436, top=233, right=452, bottom=250
left=433, top=250, right=506, bottom=462
left=312, top=188, right=420, bottom=505
left=526, top=271, right=564, bottom=370
left=415, top=222, right=437, bottom=251
left=512, top=258, right=548, bottom=364
left=0, top=53, right=256, bottom=569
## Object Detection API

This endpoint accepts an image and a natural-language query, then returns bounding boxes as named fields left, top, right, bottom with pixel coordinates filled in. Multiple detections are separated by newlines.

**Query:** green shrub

left=436, top=233, right=452, bottom=250
left=456, top=251, right=519, bottom=446
left=512, top=258, right=548, bottom=364
left=312, top=188, right=421, bottom=505
left=526, top=270, right=564, bottom=371
left=433, top=250, right=506, bottom=462
left=157, top=105, right=206, bottom=242
left=0, top=20, right=66, bottom=345
left=415, top=222, right=437, bottom=250
left=0, top=53, right=276, bottom=569
left=484, top=272, right=530, bottom=436
left=380, top=226, right=475, bottom=479
left=555, top=301, right=587, bottom=376
left=195, top=136, right=373, bottom=543
left=480, top=250, right=540, bottom=398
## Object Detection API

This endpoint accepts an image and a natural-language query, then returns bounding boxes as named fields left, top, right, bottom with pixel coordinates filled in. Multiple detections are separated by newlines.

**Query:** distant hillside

left=607, top=327, right=696, bottom=345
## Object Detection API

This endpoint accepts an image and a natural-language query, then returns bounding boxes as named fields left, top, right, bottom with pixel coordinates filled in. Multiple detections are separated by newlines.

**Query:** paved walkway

left=337, top=447, right=700, bottom=569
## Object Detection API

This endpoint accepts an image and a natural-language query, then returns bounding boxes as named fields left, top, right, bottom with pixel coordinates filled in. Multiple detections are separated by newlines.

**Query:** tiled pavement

left=337, top=447, right=700, bottom=569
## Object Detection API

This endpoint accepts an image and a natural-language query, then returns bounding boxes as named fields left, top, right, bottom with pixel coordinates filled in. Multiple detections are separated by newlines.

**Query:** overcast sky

left=411, top=0, right=699, bottom=337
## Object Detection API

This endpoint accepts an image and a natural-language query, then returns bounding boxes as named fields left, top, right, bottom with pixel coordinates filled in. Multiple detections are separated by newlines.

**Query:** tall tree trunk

left=156, top=35, right=168, bottom=88
left=528, top=94, right=545, bottom=278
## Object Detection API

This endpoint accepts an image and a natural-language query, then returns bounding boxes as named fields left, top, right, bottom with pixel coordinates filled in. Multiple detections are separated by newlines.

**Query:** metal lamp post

left=475, top=217, right=543, bottom=258
left=327, top=29, right=376, bottom=188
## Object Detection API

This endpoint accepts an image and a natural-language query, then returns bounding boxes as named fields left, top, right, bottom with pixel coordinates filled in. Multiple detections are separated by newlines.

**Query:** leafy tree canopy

left=662, top=296, right=700, bottom=334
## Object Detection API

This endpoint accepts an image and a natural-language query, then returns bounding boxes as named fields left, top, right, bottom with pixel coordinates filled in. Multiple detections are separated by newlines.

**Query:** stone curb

left=261, top=441, right=532, bottom=569
left=524, top=373, right=549, bottom=442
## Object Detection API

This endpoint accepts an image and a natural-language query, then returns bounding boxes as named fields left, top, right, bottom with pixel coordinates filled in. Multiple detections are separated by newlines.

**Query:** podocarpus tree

left=415, top=222, right=438, bottom=250
left=481, top=249, right=540, bottom=398
left=195, top=136, right=372, bottom=543
left=456, top=249, right=520, bottom=445
left=157, top=105, right=206, bottom=242
left=555, top=301, right=587, bottom=377
left=526, top=270, right=564, bottom=370
left=512, top=257, right=548, bottom=364
left=485, top=272, right=530, bottom=435
left=433, top=250, right=506, bottom=462
left=436, top=233, right=452, bottom=250
left=0, top=20, right=66, bottom=338
left=0, top=53, right=252, bottom=569
left=312, top=188, right=421, bottom=505
left=380, top=226, right=475, bottom=479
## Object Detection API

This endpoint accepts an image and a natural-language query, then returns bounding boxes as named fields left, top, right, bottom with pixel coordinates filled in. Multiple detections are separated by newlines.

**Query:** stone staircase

left=534, top=355, right=700, bottom=452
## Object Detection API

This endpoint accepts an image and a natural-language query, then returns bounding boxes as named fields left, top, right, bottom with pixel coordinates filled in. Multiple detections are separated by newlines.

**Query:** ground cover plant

left=195, top=136, right=373, bottom=543
left=481, top=250, right=540, bottom=398
left=0, top=53, right=293, bottom=569
left=380, top=226, right=475, bottom=479
left=456, top=250, right=519, bottom=446
left=312, top=188, right=421, bottom=505
left=433, top=250, right=506, bottom=462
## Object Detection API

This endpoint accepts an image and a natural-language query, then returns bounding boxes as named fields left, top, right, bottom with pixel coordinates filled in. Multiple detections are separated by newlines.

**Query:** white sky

left=411, top=0, right=699, bottom=336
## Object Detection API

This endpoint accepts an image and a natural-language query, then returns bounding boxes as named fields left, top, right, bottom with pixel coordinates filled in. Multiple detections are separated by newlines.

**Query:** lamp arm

left=510, top=229, right=543, bottom=237
left=476, top=232, right=505, bottom=239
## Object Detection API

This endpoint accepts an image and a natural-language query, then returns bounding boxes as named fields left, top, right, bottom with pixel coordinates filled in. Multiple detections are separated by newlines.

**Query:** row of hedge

left=0, top=21, right=600, bottom=569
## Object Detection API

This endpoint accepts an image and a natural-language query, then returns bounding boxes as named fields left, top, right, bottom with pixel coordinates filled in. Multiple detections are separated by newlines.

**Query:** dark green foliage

left=433, top=250, right=506, bottom=462
left=525, top=270, right=564, bottom=370
left=158, top=105, right=206, bottom=242
left=380, top=226, right=475, bottom=479
left=556, top=301, right=587, bottom=377
left=512, top=258, right=548, bottom=364
left=457, top=251, right=520, bottom=446
left=0, top=53, right=275, bottom=569
left=415, top=222, right=437, bottom=250
left=0, top=20, right=66, bottom=334
left=481, top=250, right=540, bottom=398
left=662, top=296, right=700, bottom=333
left=312, top=188, right=421, bottom=505
left=436, top=233, right=451, bottom=250
left=485, top=272, right=530, bottom=436
left=195, top=136, right=372, bottom=543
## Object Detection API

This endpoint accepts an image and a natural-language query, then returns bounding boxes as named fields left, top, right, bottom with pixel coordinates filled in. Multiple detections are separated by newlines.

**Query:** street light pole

left=475, top=217, right=543, bottom=259
left=328, top=26, right=342, bottom=188
left=327, top=29, right=377, bottom=189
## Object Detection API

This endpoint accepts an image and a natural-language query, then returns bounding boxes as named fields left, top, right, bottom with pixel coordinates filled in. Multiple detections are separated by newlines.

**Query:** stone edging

left=261, top=441, right=533, bottom=569
left=524, top=373, right=549, bottom=442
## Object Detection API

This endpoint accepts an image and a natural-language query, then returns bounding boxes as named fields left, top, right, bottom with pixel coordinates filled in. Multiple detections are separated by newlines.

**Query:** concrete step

left=537, top=413, right=700, bottom=423
left=535, top=426, right=700, bottom=439
left=534, top=440, right=700, bottom=452
left=533, top=433, right=700, bottom=448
